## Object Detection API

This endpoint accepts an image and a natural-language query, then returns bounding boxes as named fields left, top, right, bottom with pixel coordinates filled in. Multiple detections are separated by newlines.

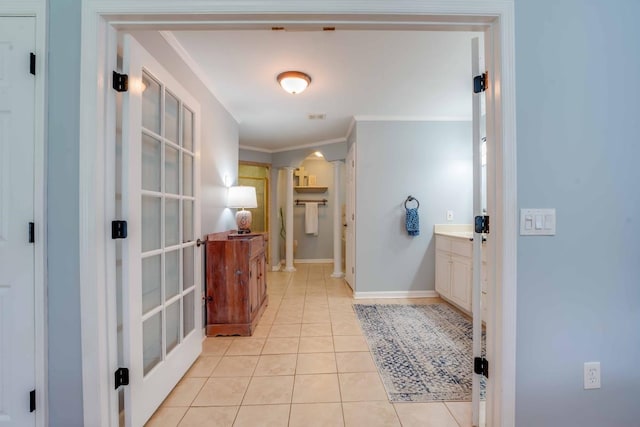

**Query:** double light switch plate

left=520, top=208, right=556, bottom=236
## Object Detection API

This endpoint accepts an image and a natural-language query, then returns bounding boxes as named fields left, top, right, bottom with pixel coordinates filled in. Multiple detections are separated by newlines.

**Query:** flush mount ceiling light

left=277, top=71, right=311, bottom=95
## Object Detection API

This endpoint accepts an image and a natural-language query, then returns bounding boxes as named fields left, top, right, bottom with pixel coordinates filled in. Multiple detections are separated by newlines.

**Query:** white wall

left=132, top=32, right=238, bottom=235
left=355, top=120, right=472, bottom=293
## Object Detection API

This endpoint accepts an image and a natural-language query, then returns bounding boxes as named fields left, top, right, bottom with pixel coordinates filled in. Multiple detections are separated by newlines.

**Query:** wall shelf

left=294, top=186, right=327, bottom=193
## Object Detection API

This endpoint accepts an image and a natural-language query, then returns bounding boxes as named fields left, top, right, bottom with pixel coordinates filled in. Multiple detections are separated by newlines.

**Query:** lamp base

left=235, top=210, right=253, bottom=234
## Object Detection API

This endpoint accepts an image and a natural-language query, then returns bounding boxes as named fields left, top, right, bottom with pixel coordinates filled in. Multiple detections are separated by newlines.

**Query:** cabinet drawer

left=451, top=239, right=472, bottom=258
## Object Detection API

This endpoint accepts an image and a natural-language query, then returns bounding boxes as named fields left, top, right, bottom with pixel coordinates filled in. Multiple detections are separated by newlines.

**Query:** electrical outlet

left=584, top=362, right=601, bottom=389
left=447, top=210, right=454, bottom=221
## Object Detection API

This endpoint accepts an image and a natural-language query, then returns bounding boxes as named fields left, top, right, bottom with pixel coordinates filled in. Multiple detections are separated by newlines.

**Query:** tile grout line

left=443, top=401, right=465, bottom=427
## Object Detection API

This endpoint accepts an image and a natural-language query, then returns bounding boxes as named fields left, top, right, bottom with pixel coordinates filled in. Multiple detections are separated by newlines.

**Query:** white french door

left=471, top=36, right=488, bottom=427
left=121, top=34, right=202, bottom=427
left=0, top=16, right=36, bottom=427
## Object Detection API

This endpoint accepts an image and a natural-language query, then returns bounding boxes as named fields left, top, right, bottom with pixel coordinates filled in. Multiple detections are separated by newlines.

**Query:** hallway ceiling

left=166, top=29, right=477, bottom=152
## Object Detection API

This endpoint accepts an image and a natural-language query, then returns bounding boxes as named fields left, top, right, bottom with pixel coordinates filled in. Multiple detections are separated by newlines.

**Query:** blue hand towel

left=406, top=208, right=420, bottom=236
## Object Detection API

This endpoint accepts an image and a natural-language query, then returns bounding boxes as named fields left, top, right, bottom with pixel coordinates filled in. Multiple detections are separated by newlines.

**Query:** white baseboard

left=353, top=290, right=439, bottom=299
left=293, top=258, right=334, bottom=264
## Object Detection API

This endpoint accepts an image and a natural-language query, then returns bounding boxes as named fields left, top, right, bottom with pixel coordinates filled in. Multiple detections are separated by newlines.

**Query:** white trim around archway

left=79, top=2, right=517, bottom=426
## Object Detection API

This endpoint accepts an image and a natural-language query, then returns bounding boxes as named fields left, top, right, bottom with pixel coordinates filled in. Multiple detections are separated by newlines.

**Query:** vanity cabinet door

left=450, top=255, right=472, bottom=312
left=435, top=251, right=452, bottom=297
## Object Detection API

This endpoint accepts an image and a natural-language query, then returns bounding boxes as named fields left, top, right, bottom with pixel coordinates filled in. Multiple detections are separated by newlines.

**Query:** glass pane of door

left=164, top=91, right=179, bottom=144
left=183, top=200, right=193, bottom=243
left=142, top=134, right=161, bottom=191
left=142, top=72, right=161, bottom=135
left=183, top=290, right=195, bottom=335
left=182, top=107, right=193, bottom=151
left=164, top=198, right=179, bottom=247
left=142, top=255, right=161, bottom=314
left=143, top=312, right=162, bottom=375
left=142, top=196, right=161, bottom=252
left=165, top=250, right=180, bottom=300
left=182, top=246, right=194, bottom=291
left=165, top=145, right=179, bottom=195
left=165, top=300, right=181, bottom=354
left=183, top=154, right=193, bottom=196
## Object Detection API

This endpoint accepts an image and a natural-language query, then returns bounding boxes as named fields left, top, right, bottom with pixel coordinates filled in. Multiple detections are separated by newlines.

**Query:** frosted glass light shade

left=277, top=71, right=311, bottom=95
left=227, top=186, right=258, bottom=209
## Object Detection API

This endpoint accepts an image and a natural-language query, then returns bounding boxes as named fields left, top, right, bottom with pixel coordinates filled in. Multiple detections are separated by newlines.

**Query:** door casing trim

left=79, top=2, right=517, bottom=426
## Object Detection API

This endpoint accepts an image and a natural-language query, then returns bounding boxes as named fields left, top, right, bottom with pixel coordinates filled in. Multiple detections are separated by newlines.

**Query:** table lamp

left=227, top=186, right=258, bottom=234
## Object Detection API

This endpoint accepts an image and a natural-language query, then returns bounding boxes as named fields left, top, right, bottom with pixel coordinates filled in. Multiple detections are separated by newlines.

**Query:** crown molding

left=353, top=114, right=472, bottom=122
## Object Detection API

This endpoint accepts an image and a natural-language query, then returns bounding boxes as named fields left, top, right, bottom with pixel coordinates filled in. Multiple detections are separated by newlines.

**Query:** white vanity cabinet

left=435, top=234, right=487, bottom=319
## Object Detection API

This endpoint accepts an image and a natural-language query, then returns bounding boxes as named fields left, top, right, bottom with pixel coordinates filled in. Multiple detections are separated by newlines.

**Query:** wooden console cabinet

left=204, top=231, right=268, bottom=336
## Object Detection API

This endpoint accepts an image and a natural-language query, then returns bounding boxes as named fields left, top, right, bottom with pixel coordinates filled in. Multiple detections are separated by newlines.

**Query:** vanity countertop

left=433, top=224, right=474, bottom=240
left=435, top=230, right=474, bottom=240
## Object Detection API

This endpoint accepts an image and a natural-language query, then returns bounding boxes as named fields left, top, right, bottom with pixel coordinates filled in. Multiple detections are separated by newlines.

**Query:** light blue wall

left=271, top=141, right=347, bottom=167
left=292, top=158, right=345, bottom=260
left=47, top=0, right=84, bottom=425
left=239, top=148, right=272, bottom=164
left=515, top=0, right=640, bottom=425
left=355, top=121, right=473, bottom=293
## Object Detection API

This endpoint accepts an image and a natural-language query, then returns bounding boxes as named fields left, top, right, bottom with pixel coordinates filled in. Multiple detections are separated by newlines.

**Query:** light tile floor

left=146, top=264, right=477, bottom=427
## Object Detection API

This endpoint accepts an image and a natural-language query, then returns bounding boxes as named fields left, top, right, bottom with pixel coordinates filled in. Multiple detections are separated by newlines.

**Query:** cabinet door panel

left=435, top=252, right=451, bottom=297
left=248, top=257, right=259, bottom=314
left=451, top=256, right=472, bottom=311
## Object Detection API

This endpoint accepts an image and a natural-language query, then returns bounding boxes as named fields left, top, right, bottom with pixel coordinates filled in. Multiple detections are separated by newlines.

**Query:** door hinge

left=473, top=72, right=488, bottom=93
left=29, top=389, right=36, bottom=412
left=30, top=53, right=36, bottom=76
left=114, top=367, right=129, bottom=389
left=474, top=357, right=489, bottom=378
left=474, top=215, right=490, bottom=234
left=29, top=222, right=35, bottom=243
left=111, top=220, right=128, bottom=239
left=112, top=71, right=129, bottom=92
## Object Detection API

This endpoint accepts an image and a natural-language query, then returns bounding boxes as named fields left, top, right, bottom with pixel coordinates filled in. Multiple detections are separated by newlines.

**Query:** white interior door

left=471, top=36, right=487, bottom=427
left=121, top=34, right=202, bottom=427
left=345, top=143, right=356, bottom=289
left=0, top=16, right=36, bottom=427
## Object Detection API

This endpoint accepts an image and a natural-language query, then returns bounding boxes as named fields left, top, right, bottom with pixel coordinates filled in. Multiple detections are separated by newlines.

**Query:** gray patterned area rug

left=353, top=303, right=484, bottom=402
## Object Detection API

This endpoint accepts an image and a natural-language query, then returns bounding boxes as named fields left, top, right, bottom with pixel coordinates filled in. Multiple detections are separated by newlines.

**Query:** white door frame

left=79, top=2, right=517, bottom=426
left=0, top=2, right=47, bottom=426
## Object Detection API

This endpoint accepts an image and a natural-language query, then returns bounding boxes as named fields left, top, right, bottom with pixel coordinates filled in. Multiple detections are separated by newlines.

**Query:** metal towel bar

left=295, top=199, right=328, bottom=206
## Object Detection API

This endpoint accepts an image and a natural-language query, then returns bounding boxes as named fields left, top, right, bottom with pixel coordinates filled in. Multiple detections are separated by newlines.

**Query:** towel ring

left=404, top=196, right=419, bottom=209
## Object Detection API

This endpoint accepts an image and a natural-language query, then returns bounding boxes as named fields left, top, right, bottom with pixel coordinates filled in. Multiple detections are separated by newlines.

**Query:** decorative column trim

left=283, top=167, right=296, bottom=272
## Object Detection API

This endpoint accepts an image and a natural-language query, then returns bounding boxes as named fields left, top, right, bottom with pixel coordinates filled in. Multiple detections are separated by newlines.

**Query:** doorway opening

left=129, top=27, right=484, bottom=427
left=79, top=4, right=516, bottom=427
left=239, top=162, right=271, bottom=262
